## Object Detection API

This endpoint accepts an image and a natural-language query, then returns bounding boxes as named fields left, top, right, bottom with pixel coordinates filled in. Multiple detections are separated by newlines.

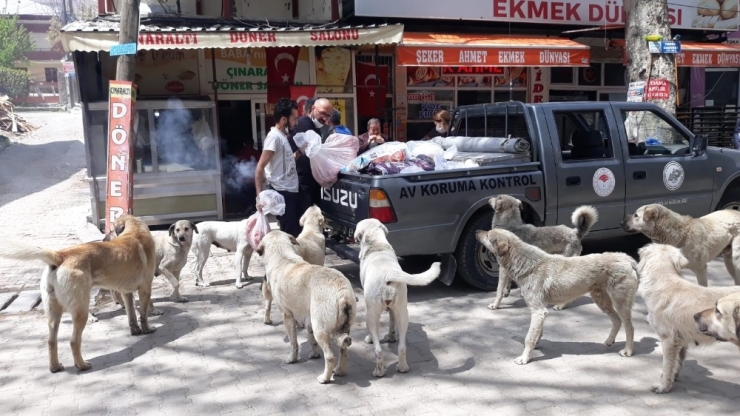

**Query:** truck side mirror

left=692, top=134, right=708, bottom=156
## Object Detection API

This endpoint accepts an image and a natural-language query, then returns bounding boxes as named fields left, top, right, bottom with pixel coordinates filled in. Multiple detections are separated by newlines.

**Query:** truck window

left=554, top=110, right=613, bottom=162
left=454, top=112, right=530, bottom=140
left=621, top=110, right=690, bottom=157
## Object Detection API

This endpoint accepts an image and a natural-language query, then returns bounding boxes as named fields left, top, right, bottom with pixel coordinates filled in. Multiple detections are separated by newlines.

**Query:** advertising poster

left=204, top=47, right=310, bottom=94
left=106, top=81, right=136, bottom=228
left=627, top=81, right=645, bottom=102
left=102, top=50, right=200, bottom=96
left=315, top=47, right=352, bottom=93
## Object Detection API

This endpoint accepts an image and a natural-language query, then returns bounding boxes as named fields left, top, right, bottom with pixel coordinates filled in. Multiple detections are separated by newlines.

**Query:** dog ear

left=517, top=199, right=523, bottom=211
left=734, top=306, right=740, bottom=341
left=488, top=196, right=498, bottom=210
left=255, top=242, right=265, bottom=257
left=381, top=223, right=389, bottom=235
left=289, top=235, right=300, bottom=246
left=299, top=213, right=306, bottom=227
left=114, top=221, right=126, bottom=236
left=643, top=206, right=657, bottom=221
left=190, top=221, right=199, bottom=234
left=102, top=229, right=116, bottom=242
left=168, top=223, right=176, bottom=237
left=493, top=237, right=510, bottom=257
left=354, top=227, right=363, bottom=242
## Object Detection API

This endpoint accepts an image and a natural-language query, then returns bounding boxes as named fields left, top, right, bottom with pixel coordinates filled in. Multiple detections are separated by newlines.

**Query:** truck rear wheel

left=454, top=211, right=499, bottom=291
left=719, top=188, right=740, bottom=211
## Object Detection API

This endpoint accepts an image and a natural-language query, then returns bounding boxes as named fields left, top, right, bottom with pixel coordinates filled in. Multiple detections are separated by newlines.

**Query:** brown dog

left=0, top=215, right=157, bottom=373
left=695, top=292, right=740, bottom=348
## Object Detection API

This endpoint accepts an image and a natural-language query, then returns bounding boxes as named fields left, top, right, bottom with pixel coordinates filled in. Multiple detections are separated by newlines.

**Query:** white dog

left=257, top=231, right=356, bottom=384
left=191, top=219, right=255, bottom=288
left=637, top=244, right=740, bottom=393
left=623, top=204, right=740, bottom=286
left=695, top=292, right=740, bottom=348
left=354, top=219, right=441, bottom=377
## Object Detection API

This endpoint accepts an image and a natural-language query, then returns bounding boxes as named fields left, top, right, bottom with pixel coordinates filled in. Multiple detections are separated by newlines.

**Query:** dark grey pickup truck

left=319, top=101, right=740, bottom=290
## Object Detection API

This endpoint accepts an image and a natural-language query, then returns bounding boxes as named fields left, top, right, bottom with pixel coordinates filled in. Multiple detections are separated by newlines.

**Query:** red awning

left=613, top=40, right=740, bottom=67
left=397, top=33, right=591, bottom=67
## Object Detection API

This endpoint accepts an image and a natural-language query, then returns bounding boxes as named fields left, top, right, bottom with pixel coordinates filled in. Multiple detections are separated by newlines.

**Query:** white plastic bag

left=246, top=190, right=285, bottom=250
left=342, top=142, right=408, bottom=172
left=407, top=140, right=445, bottom=167
left=257, top=190, right=286, bottom=216
left=192, top=116, right=216, bottom=151
left=303, top=133, right=359, bottom=188
left=443, top=145, right=458, bottom=161
left=292, top=130, right=321, bottom=153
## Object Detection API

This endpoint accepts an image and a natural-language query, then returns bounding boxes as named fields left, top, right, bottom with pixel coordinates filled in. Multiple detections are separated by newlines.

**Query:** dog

left=354, top=219, right=441, bottom=377
left=623, top=204, right=740, bottom=287
left=637, top=244, right=740, bottom=393
left=487, top=194, right=599, bottom=311
left=105, top=220, right=198, bottom=316
left=262, top=206, right=327, bottom=325
left=191, top=218, right=255, bottom=288
left=477, top=228, right=638, bottom=365
left=0, top=215, right=157, bottom=373
left=257, top=230, right=356, bottom=384
left=695, top=292, right=740, bottom=348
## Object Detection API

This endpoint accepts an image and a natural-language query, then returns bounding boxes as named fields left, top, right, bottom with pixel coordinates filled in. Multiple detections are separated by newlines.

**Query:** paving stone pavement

left=1, top=112, right=739, bottom=415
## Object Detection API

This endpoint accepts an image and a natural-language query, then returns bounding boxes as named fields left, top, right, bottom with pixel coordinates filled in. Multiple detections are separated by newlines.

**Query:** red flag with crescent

left=290, top=86, right=317, bottom=117
left=356, top=61, right=388, bottom=117
left=266, top=47, right=301, bottom=104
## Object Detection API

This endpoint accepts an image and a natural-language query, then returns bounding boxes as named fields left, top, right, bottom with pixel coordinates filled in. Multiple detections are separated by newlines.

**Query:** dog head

left=475, top=228, right=516, bottom=260
left=622, top=204, right=666, bottom=235
left=105, top=215, right=150, bottom=239
left=168, top=220, right=198, bottom=246
left=354, top=218, right=389, bottom=245
left=489, top=194, right=522, bottom=214
left=298, top=205, right=325, bottom=230
left=637, top=243, right=689, bottom=276
left=694, top=292, right=740, bottom=345
left=255, top=230, right=299, bottom=259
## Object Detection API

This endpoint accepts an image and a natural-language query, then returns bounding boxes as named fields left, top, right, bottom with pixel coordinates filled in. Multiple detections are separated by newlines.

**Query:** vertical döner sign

left=105, top=81, right=137, bottom=230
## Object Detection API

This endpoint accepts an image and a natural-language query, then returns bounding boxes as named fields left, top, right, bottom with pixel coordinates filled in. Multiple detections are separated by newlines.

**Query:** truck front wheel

left=454, top=211, right=499, bottom=291
left=719, top=188, right=740, bottom=211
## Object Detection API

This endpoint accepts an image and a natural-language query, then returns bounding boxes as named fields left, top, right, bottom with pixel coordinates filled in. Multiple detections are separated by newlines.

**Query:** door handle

left=566, top=176, right=581, bottom=186
left=633, top=171, right=647, bottom=180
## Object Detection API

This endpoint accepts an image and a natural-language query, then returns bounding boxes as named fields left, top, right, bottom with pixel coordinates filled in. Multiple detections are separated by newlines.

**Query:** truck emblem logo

left=663, top=162, right=684, bottom=191
left=592, top=167, right=615, bottom=197
left=321, top=187, right=358, bottom=209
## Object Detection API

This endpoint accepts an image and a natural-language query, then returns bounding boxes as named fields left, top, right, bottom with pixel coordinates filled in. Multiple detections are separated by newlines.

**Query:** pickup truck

left=319, top=101, right=740, bottom=290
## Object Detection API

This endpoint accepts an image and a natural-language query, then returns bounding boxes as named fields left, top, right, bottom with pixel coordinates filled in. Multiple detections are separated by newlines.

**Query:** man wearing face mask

left=357, top=118, right=388, bottom=155
left=423, top=109, right=451, bottom=140
left=288, top=97, right=333, bottom=207
left=255, top=98, right=304, bottom=237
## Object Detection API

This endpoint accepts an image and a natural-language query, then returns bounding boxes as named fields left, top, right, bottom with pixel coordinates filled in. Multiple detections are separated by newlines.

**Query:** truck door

left=610, top=103, right=713, bottom=217
left=543, top=105, right=626, bottom=231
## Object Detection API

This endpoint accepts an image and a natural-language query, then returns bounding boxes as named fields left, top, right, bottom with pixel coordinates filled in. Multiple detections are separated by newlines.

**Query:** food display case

left=84, top=98, right=223, bottom=228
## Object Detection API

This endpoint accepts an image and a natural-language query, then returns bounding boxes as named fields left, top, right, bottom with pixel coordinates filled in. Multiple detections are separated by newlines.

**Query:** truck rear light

left=369, top=188, right=397, bottom=223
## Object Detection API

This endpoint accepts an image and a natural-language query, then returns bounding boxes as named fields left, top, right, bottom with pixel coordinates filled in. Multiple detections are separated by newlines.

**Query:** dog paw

left=49, top=364, right=65, bottom=373
left=195, top=281, right=210, bottom=288
left=364, top=335, right=374, bottom=344
left=553, top=304, right=566, bottom=311
left=176, top=296, right=189, bottom=303
left=397, top=362, right=409, bottom=373
left=149, top=308, right=164, bottom=316
left=333, top=369, right=346, bottom=377
left=487, top=302, right=500, bottom=310
left=142, top=327, right=156, bottom=334
left=284, top=354, right=298, bottom=364
left=235, top=283, right=244, bottom=289
left=317, top=375, right=332, bottom=384
left=263, top=319, right=272, bottom=325
left=381, top=334, right=396, bottom=344
left=87, top=314, right=99, bottom=324
left=604, top=338, right=616, bottom=347
left=503, top=289, right=510, bottom=298
left=619, top=349, right=634, bottom=357
left=514, top=355, right=530, bottom=365
left=75, top=361, right=92, bottom=372
left=309, top=351, right=322, bottom=359
left=129, top=325, right=143, bottom=336
left=650, top=384, right=672, bottom=394
left=373, top=364, right=387, bottom=377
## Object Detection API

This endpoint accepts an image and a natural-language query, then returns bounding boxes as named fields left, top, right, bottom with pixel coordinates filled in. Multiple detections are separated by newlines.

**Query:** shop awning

left=60, top=18, right=404, bottom=52
left=397, top=33, right=591, bottom=67
left=613, top=40, right=740, bottom=67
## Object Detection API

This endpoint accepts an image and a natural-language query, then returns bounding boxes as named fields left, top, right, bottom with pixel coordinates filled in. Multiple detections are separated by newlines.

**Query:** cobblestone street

left=1, top=112, right=739, bottom=415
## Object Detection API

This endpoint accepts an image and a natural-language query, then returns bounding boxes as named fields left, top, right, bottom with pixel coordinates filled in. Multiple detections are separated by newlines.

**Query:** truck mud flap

left=325, top=239, right=360, bottom=264
left=436, top=253, right=457, bottom=286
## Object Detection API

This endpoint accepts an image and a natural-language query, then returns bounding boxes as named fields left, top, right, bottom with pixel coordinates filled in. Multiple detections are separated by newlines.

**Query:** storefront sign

left=646, top=78, right=670, bottom=100
left=616, top=39, right=740, bottom=67
left=356, top=0, right=739, bottom=31
left=105, top=81, right=136, bottom=228
left=62, top=61, right=75, bottom=75
left=61, top=25, right=404, bottom=52
left=442, top=67, right=505, bottom=75
left=528, top=67, right=549, bottom=103
left=204, top=48, right=310, bottom=95
left=400, top=46, right=590, bottom=66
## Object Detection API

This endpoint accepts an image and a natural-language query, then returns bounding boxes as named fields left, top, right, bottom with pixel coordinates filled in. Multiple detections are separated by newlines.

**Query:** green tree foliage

left=0, top=67, right=31, bottom=98
left=0, top=15, right=35, bottom=69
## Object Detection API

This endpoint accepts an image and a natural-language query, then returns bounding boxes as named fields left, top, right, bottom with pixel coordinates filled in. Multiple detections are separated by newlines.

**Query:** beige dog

left=638, top=244, right=740, bottom=393
left=488, top=194, right=599, bottom=311
left=623, top=204, right=740, bottom=286
left=257, top=231, right=356, bottom=384
left=354, top=219, right=441, bottom=377
left=477, top=228, right=638, bottom=365
left=0, top=215, right=157, bottom=373
left=262, top=206, right=327, bottom=325
left=695, top=292, right=740, bottom=348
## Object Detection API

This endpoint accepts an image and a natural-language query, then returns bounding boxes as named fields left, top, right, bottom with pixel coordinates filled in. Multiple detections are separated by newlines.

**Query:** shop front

left=61, top=18, right=403, bottom=227
left=393, top=33, right=591, bottom=141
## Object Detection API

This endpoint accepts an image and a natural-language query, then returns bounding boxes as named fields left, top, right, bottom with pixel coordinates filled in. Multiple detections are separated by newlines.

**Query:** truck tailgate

left=318, top=174, right=371, bottom=230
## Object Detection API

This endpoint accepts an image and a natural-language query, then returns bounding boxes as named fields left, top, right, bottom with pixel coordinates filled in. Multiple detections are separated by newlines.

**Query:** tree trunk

left=625, top=0, right=676, bottom=116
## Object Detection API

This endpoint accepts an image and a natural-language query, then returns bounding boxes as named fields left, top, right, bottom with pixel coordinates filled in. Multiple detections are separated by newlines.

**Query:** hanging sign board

left=105, top=80, right=137, bottom=229
left=110, top=42, right=138, bottom=56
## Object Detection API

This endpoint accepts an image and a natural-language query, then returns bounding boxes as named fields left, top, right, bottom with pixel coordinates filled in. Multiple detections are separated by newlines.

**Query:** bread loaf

left=720, top=0, right=738, bottom=20
left=698, top=0, right=722, bottom=16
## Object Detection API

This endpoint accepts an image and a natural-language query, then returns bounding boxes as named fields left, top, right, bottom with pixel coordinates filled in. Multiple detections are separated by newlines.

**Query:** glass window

left=705, top=70, right=739, bottom=107
left=603, top=63, right=626, bottom=86
left=153, top=106, right=217, bottom=172
left=494, top=90, right=527, bottom=103
left=133, top=110, right=153, bottom=173
left=457, top=90, right=492, bottom=106
left=550, top=67, right=574, bottom=84
left=553, top=110, right=613, bottom=161
left=406, top=67, right=454, bottom=87
left=44, top=68, right=58, bottom=83
left=578, top=64, right=602, bottom=86
left=407, top=90, right=454, bottom=121
left=621, top=110, right=690, bottom=157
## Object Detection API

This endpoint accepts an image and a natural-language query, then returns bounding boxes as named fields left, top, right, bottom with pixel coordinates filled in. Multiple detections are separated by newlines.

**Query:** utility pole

left=115, top=0, right=141, bottom=83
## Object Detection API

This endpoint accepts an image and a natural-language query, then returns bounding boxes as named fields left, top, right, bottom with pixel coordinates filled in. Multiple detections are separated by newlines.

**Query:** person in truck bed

left=423, top=109, right=451, bottom=140
left=357, top=118, right=388, bottom=154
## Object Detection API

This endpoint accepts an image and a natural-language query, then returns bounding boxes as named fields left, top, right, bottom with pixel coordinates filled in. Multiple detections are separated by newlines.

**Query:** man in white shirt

left=255, top=98, right=304, bottom=237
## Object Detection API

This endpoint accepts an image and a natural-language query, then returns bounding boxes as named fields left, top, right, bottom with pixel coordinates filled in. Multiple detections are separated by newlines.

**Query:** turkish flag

left=266, top=47, right=301, bottom=104
left=290, top=86, right=317, bottom=117
left=356, top=61, right=388, bottom=117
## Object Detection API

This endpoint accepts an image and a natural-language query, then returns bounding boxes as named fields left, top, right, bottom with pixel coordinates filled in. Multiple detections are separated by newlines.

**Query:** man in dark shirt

left=288, top=97, right=334, bottom=207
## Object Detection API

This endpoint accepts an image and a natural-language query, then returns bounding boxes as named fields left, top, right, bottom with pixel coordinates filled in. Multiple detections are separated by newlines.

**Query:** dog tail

left=386, top=262, right=441, bottom=286
left=0, top=240, right=61, bottom=266
left=572, top=205, right=599, bottom=240
left=334, top=299, right=354, bottom=348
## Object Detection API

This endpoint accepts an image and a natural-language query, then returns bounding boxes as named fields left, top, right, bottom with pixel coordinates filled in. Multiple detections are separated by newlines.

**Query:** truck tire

left=454, top=211, right=499, bottom=291
left=718, top=188, right=740, bottom=211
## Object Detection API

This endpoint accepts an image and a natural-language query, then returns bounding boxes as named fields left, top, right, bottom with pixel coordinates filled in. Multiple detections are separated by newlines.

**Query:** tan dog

left=354, top=218, right=441, bottom=377
left=695, top=292, right=740, bottom=348
left=257, top=231, right=356, bottom=384
left=623, top=204, right=740, bottom=286
left=638, top=244, right=740, bottom=394
left=0, top=215, right=157, bottom=373
left=477, top=228, right=638, bottom=365
left=262, top=206, right=327, bottom=325
left=488, top=195, right=599, bottom=311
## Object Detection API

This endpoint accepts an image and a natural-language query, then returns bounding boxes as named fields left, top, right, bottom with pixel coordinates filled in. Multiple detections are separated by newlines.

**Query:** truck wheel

left=454, top=211, right=499, bottom=291
left=719, top=188, right=740, bottom=211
